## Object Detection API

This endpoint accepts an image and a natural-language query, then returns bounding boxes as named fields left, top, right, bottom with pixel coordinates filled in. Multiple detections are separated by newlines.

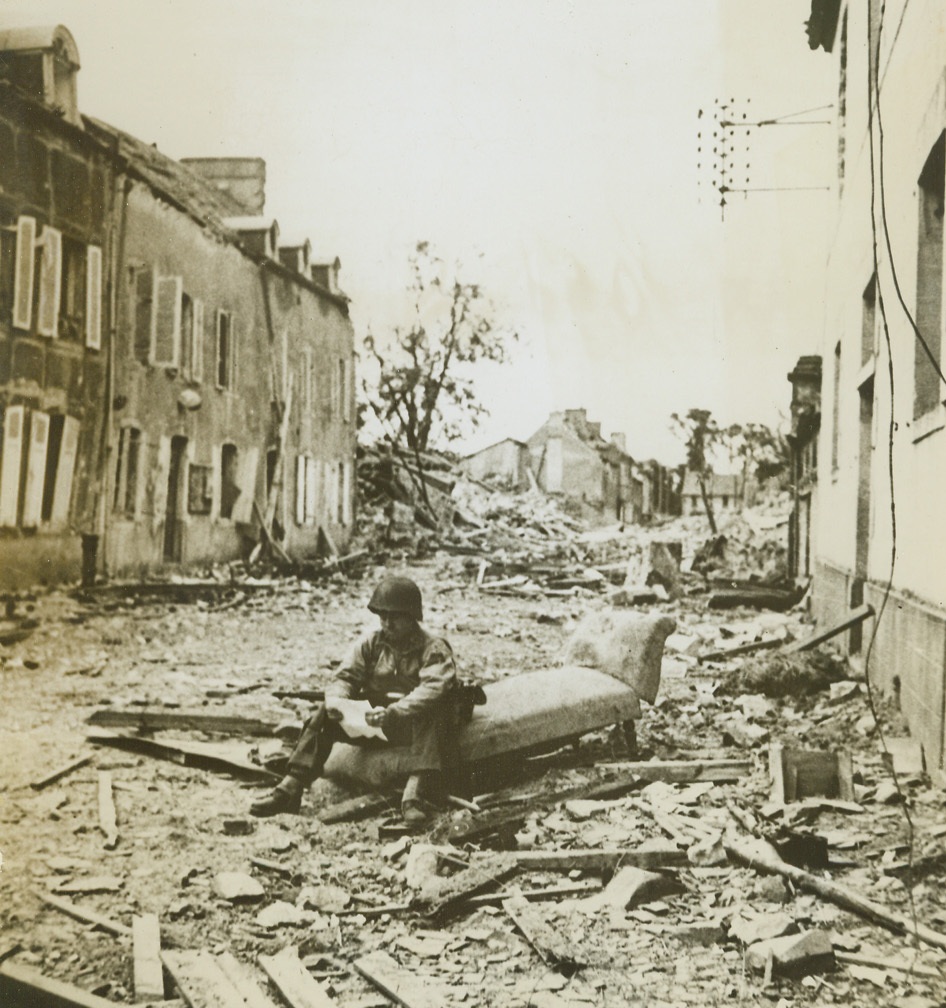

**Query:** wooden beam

left=215, top=953, right=279, bottom=1008
left=783, top=604, right=874, bottom=653
left=415, top=853, right=517, bottom=919
left=87, top=708, right=279, bottom=737
left=132, top=914, right=164, bottom=1003
left=317, top=793, right=395, bottom=824
left=725, top=834, right=946, bottom=951
left=511, top=847, right=688, bottom=872
left=354, top=951, right=443, bottom=1008
left=98, top=771, right=118, bottom=849
left=36, top=890, right=131, bottom=938
left=595, top=759, right=752, bottom=783
left=257, top=946, right=337, bottom=1008
left=30, top=754, right=93, bottom=791
left=86, top=730, right=278, bottom=782
left=161, top=949, right=249, bottom=1008
left=698, top=637, right=783, bottom=663
left=0, top=960, right=121, bottom=1008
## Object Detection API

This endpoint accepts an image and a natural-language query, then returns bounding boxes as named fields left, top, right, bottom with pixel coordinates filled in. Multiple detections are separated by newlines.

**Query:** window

left=0, top=407, right=77, bottom=528
left=151, top=275, right=182, bottom=367
left=216, top=310, right=236, bottom=389
left=341, top=460, right=352, bottom=525
left=36, top=226, right=62, bottom=338
left=187, top=464, right=213, bottom=515
left=914, top=131, right=945, bottom=419
left=219, top=443, right=240, bottom=519
left=113, top=425, right=141, bottom=517
left=59, top=237, right=86, bottom=342
left=302, top=347, right=313, bottom=418
left=132, top=265, right=154, bottom=364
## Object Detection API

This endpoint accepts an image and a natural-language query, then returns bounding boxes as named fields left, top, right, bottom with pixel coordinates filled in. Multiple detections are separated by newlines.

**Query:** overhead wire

left=863, top=0, right=920, bottom=951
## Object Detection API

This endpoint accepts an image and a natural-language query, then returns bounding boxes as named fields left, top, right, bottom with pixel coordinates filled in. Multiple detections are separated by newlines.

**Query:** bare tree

left=670, top=408, right=719, bottom=533
left=362, top=241, right=518, bottom=456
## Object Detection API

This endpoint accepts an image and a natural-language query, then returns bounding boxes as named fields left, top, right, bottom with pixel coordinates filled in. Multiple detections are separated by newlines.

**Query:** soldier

left=250, top=575, right=458, bottom=826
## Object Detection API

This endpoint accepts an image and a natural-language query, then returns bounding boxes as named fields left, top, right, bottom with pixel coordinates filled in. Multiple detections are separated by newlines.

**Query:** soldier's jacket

left=326, top=626, right=457, bottom=723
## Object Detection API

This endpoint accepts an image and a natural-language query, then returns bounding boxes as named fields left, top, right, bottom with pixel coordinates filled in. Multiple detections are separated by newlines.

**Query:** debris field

left=2, top=494, right=946, bottom=1008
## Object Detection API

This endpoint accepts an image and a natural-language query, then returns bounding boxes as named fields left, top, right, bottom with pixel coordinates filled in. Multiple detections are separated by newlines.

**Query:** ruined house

left=0, top=25, right=356, bottom=589
left=459, top=437, right=532, bottom=491
left=526, top=409, right=644, bottom=524
left=679, top=471, right=742, bottom=517
left=786, top=355, right=821, bottom=581
left=805, top=0, right=946, bottom=778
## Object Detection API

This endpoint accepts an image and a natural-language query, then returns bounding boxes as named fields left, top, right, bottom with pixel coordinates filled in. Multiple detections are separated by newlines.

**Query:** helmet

left=368, top=575, right=423, bottom=622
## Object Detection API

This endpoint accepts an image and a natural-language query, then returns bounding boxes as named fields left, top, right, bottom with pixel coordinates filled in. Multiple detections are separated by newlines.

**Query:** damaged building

left=804, top=0, right=946, bottom=779
left=0, top=26, right=356, bottom=589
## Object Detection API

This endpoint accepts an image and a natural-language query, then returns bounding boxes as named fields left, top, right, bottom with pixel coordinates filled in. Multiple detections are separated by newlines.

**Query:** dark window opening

left=41, top=413, right=65, bottom=523
left=220, top=443, right=239, bottom=519
left=216, top=310, right=232, bottom=389
left=861, top=274, right=876, bottom=365
left=59, top=237, right=87, bottom=341
left=187, top=464, right=213, bottom=515
left=114, top=426, right=141, bottom=516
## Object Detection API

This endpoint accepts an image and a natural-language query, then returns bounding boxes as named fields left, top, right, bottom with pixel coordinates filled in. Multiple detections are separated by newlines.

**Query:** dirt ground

left=2, top=551, right=946, bottom=1007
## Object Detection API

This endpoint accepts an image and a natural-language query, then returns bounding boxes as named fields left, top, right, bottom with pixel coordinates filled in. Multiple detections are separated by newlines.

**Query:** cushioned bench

left=322, top=612, right=676, bottom=790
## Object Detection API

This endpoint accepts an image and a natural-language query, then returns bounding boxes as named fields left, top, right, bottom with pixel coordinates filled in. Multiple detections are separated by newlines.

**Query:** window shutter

left=13, top=216, right=36, bottom=331
left=329, top=459, right=339, bottom=523
left=37, top=227, right=62, bottom=338
left=0, top=405, right=25, bottom=526
left=232, top=446, right=258, bottom=524
left=85, top=245, right=102, bottom=349
left=191, top=298, right=204, bottom=382
left=22, top=410, right=50, bottom=527
left=50, top=415, right=79, bottom=525
left=151, top=276, right=182, bottom=367
left=295, top=455, right=306, bottom=526
left=305, top=456, right=317, bottom=525
left=134, top=266, right=155, bottom=363
left=152, top=436, right=171, bottom=529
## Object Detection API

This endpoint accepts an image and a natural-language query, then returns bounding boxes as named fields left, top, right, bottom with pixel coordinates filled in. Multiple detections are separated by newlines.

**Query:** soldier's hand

left=364, top=707, right=386, bottom=728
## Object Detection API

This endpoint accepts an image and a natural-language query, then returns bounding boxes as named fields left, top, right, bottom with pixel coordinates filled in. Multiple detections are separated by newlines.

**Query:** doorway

left=163, top=435, right=188, bottom=562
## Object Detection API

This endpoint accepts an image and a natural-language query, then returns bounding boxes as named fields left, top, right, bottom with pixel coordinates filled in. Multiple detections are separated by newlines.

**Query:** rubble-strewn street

left=3, top=501, right=945, bottom=1008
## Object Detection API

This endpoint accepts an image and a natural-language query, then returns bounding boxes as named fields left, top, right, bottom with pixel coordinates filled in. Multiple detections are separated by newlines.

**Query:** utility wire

left=865, top=0, right=920, bottom=954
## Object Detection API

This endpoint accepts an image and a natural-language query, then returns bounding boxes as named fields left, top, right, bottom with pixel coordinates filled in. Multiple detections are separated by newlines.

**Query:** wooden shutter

left=134, top=266, right=155, bottom=363
left=229, top=315, right=238, bottom=389
left=328, top=460, right=339, bottom=524
left=151, top=276, right=182, bottom=367
left=210, top=443, right=222, bottom=520
left=231, top=446, right=258, bottom=524
left=85, top=245, right=102, bottom=349
left=22, top=410, right=50, bottom=527
left=13, top=216, right=36, bottom=331
left=0, top=405, right=25, bottom=526
left=191, top=298, right=204, bottom=382
left=295, top=455, right=306, bottom=526
left=36, top=227, right=62, bottom=337
left=50, top=416, right=79, bottom=525
left=152, top=436, right=171, bottom=531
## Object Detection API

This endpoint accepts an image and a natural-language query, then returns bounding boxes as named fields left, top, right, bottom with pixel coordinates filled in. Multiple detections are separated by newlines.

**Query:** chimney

left=564, top=409, right=587, bottom=428
left=310, top=256, right=342, bottom=295
left=0, top=25, right=81, bottom=127
left=180, top=157, right=266, bottom=215
left=587, top=421, right=602, bottom=440
left=610, top=432, right=627, bottom=452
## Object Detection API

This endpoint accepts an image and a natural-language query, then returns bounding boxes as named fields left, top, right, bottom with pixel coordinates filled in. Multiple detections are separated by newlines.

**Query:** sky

left=0, top=0, right=837, bottom=463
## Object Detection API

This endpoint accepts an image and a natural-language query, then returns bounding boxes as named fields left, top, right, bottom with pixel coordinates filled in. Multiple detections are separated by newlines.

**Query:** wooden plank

left=30, top=754, right=93, bottom=791
left=596, top=759, right=752, bottom=783
left=0, top=959, right=121, bottom=1008
left=698, top=637, right=783, bottom=663
left=86, top=730, right=278, bottom=782
left=37, top=890, right=131, bottom=937
left=133, top=914, right=164, bottom=1002
left=782, top=604, right=874, bottom=653
left=512, top=847, right=688, bottom=872
left=353, top=951, right=443, bottom=1008
left=215, top=953, right=280, bottom=1008
left=87, top=708, right=279, bottom=737
left=161, top=950, right=246, bottom=1008
left=98, top=771, right=119, bottom=849
left=257, top=946, right=337, bottom=1008
left=318, top=793, right=394, bottom=824
left=725, top=834, right=946, bottom=952
left=466, top=879, right=601, bottom=906
left=444, top=773, right=644, bottom=845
